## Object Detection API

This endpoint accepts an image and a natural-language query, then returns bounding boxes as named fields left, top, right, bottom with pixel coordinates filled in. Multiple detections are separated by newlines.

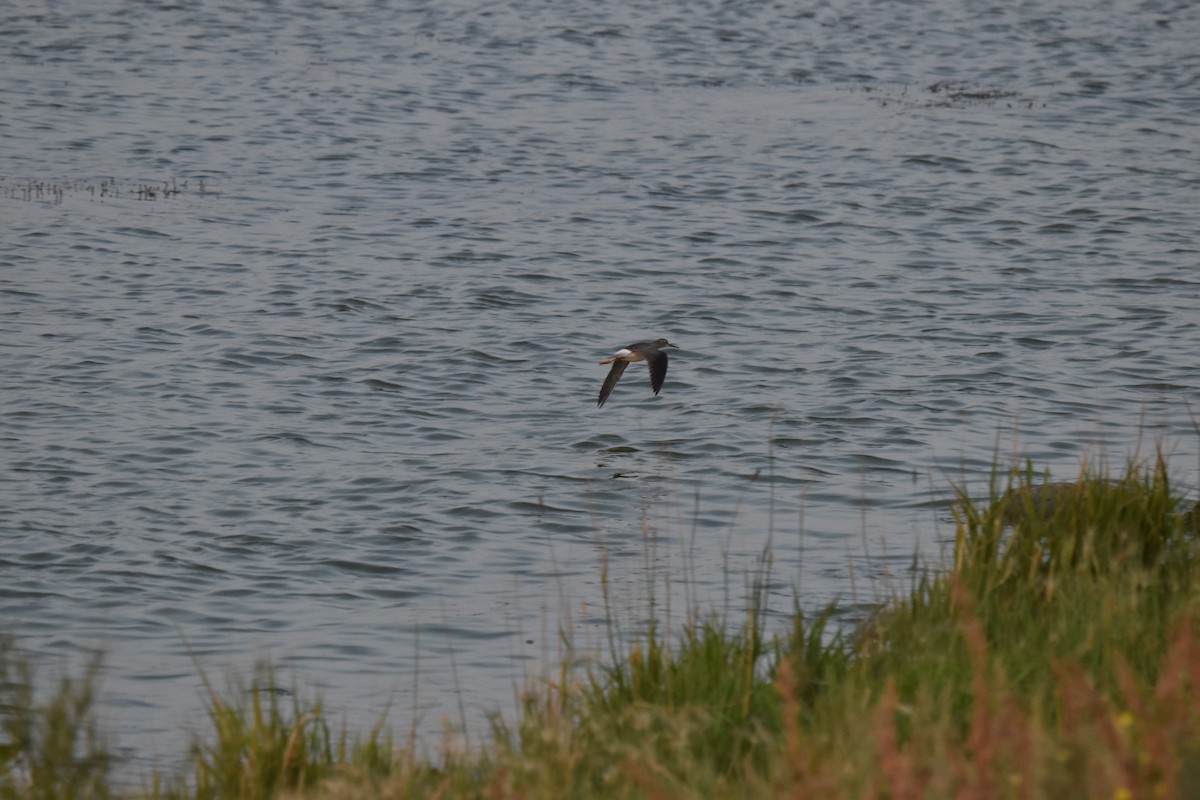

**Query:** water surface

left=2, top=0, right=1198, bottom=774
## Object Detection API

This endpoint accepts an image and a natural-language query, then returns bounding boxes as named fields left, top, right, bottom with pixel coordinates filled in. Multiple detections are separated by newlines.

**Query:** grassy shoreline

left=4, top=454, right=1200, bottom=798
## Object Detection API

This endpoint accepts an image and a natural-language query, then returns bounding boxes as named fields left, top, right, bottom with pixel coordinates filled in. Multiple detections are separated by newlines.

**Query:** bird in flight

left=596, top=338, right=676, bottom=407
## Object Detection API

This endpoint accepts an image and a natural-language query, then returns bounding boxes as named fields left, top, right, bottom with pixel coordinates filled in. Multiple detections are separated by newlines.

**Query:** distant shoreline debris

left=852, top=80, right=1036, bottom=110
left=2, top=177, right=208, bottom=205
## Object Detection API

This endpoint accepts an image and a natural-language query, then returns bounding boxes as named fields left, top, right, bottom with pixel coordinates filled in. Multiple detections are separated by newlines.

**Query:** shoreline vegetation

left=4, top=453, right=1200, bottom=798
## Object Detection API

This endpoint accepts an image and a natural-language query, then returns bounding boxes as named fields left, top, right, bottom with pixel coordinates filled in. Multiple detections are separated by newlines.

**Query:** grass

left=3, top=451, right=1200, bottom=798
left=0, top=641, right=111, bottom=799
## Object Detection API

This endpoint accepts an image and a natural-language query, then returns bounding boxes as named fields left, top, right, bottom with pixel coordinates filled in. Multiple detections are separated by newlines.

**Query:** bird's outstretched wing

left=597, top=361, right=629, bottom=407
left=645, top=350, right=669, bottom=395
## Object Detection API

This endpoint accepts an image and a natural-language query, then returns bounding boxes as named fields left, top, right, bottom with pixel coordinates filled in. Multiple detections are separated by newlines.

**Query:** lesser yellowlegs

left=596, top=338, right=676, bottom=407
